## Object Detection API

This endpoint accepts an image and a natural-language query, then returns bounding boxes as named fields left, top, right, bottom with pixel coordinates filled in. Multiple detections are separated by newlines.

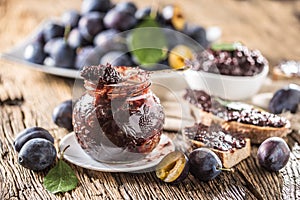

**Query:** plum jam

left=187, top=44, right=267, bottom=76
left=184, top=89, right=288, bottom=128
left=73, top=64, right=165, bottom=163
left=277, top=60, right=300, bottom=77
left=184, top=123, right=246, bottom=152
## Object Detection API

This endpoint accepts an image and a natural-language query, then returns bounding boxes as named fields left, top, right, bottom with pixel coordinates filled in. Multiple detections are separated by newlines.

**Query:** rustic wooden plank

left=1, top=84, right=299, bottom=200
left=0, top=0, right=300, bottom=199
left=281, top=135, right=300, bottom=200
left=0, top=106, right=52, bottom=200
left=0, top=69, right=299, bottom=199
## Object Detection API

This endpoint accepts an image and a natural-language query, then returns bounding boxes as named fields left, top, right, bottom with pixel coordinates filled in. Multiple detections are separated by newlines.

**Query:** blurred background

left=0, top=0, right=299, bottom=67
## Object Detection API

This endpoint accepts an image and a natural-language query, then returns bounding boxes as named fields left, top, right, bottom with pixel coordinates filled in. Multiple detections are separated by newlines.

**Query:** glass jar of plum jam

left=73, top=64, right=165, bottom=163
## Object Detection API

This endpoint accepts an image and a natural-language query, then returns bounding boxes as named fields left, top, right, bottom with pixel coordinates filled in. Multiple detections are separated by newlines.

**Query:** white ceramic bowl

left=183, top=64, right=269, bottom=100
left=150, top=71, right=188, bottom=101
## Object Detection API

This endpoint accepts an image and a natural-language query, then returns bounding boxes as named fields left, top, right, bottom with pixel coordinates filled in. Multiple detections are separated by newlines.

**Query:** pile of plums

left=23, top=0, right=209, bottom=70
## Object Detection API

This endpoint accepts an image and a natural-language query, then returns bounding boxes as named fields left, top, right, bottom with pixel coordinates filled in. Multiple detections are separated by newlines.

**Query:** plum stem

left=59, top=144, right=70, bottom=159
left=63, top=25, right=71, bottom=42
left=150, top=0, right=159, bottom=19
left=217, top=167, right=235, bottom=173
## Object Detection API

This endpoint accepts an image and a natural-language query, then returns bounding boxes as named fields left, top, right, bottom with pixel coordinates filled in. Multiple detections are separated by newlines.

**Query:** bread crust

left=190, top=138, right=251, bottom=169
left=222, top=120, right=291, bottom=144
left=272, top=67, right=300, bottom=84
left=190, top=104, right=291, bottom=144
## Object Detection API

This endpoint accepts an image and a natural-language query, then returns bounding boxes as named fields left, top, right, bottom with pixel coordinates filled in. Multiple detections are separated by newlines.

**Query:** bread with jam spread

left=184, top=89, right=291, bottom=144
left=183, top=122, right=251, bottom=168
left=272, top=61, right=300, bottom=82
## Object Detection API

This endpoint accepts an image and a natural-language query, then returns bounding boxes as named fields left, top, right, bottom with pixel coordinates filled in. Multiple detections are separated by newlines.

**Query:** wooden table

left=0, top=0, right=300, bottom=199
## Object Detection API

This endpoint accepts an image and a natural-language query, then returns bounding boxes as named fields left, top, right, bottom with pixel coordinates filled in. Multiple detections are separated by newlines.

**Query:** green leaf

left=43, top=159, right=78, bottom=194
left=211, top=42, right=241, bottom=51
left=128, top=17, right=168, bottom=66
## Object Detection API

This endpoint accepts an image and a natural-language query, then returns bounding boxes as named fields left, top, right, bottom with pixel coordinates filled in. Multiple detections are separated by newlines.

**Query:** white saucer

left=59, top=132, right=175, bottom=172
left=251, top=92, right=273, bottom=110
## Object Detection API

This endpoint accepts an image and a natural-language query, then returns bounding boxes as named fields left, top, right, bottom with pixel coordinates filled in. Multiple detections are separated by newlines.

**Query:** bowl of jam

left=184, top=43, right=269, bottom=100
left=72, top=64, right=165, bottom=163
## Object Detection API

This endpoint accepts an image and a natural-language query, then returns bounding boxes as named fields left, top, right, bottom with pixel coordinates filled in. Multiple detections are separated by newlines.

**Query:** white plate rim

left=59, top=132, right=175, bottom=172
left=0, top=19, right=82, bottom=79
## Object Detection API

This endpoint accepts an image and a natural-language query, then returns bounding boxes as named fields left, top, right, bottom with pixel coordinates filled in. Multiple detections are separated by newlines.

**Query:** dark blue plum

left=183, top=24, right=208, bottom=48
left=115, top=1, right=137, bottom=15
left=44, top=38, right=61, bottom=55
left=14, top=127, right=54, bottom=152
left=32, top=30, right=46, bottom=44
left=61, top=10, right=81, bottom=28
left=100, top=51, right=133, bottom=66
left=23, top=41, right=47, bottom=64
left=93, top=29, right=128, bottom=54
left=49, top=38, right=76, bottom=68
left=67, top=28, right=90, bottom=49
left=81, top=0, right=112, bottom=14
left=75, top=46, right=100, bottom=70
left=42, top=22, right=65, bottom=42
left=135, top=7, right=164, bottom=26
left=78, top=12, right=104, bottom=41
left=189, top=148, right=222, bottom=181
left=93, top=29, right=119, bottom=47
left=18, top=138, right=57, bottom=171
left=269, top=84, right=300, bottom=114
left=104, top=8, right=137, bottom=31
left=52, top=100, right=73, bottom=131
left=257, top=137, right=290, bottom=171
left=135, top=7, right=152, bottom=20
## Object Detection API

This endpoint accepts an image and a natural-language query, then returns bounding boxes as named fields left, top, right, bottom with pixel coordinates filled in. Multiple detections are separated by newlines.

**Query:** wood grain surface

left=0, top=0, right=300, bottom=199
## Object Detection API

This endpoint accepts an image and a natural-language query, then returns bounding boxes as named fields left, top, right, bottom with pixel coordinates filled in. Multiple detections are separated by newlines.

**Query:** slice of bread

left=221, top=120, right=290, bottom=144
left=185, top=89, right=291, bottom=144
left=272, top=61, right=300, bottom=84
left=183, top=123, right=251, bottom=168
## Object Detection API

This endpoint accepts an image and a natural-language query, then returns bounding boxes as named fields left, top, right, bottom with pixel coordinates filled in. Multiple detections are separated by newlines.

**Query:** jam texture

left=184, top=123, right=246, bottom=152
left=73, top=64, right=165, bottom=163
left=184, top=89, right=288, bottom=128
left=277, top=60, right=300, bottom=76
left=187, top=44, right=267, bottom=76
left=81, top=64, right=123, bottom=85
